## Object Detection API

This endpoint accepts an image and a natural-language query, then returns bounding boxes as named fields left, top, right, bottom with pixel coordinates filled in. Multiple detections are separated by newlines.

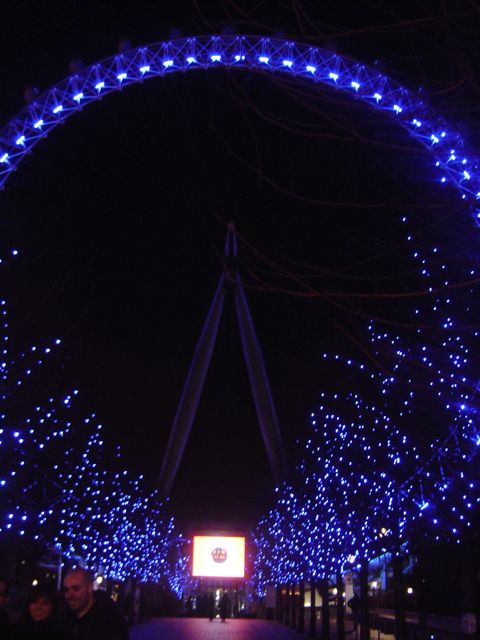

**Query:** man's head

left=63, top=568, right=94, bottom=617
left=0, top=576, right=9, bottom=609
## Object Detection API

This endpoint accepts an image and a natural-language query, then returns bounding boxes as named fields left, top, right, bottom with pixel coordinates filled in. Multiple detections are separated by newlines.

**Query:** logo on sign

left=211, top=547, right=228, bottom=563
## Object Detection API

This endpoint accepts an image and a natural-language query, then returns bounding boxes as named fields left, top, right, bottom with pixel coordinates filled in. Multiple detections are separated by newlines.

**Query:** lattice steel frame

left=1, top=35, right=479, bottom=219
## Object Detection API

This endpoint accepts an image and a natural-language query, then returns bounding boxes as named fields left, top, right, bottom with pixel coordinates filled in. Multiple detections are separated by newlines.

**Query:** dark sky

left=0, top=1, right=479, bottom=529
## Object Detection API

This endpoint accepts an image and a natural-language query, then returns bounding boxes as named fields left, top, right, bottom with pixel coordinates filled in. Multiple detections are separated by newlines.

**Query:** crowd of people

left=0, top=568, right=129, bottom=640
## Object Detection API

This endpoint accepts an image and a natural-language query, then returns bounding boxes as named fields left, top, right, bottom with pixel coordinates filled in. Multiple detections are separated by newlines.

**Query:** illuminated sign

left=192, top=535, right=245, bottom=578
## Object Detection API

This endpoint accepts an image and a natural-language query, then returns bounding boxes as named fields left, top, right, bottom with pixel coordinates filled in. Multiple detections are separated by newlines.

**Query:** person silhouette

left=219, top=592, right=230, bottom=622
left=348, top=593, right=360, bottom=638
left=207, top=593, right=215, bottom=621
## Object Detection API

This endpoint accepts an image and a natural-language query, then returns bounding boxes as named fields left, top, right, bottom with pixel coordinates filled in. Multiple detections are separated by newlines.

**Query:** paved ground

left=131, top=612, right=465, bottom=640
left=131, top=617, right=303, bottom=640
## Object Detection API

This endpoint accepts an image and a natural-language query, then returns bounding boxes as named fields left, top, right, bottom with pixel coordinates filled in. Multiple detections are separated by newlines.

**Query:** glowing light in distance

left=192, top=535, right=245, bottom=578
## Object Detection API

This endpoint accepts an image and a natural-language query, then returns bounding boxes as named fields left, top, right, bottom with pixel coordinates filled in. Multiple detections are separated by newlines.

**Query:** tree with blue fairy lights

left=251, top=341, right=479, bottom=639
left=0, top=295, right=181, bottom=591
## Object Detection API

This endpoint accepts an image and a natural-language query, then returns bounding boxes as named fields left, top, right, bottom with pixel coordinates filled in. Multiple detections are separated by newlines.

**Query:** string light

left=251, top=210, right=480, bottom=594
left=0, top=34, right=478, bottom=227
left=0, top=293, right=183, bottom=586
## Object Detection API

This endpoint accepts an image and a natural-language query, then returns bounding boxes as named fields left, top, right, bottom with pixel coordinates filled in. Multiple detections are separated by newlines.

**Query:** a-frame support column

left=158, top=275, right=226, bottom=496
left=158, top=222, right=287, bottom=495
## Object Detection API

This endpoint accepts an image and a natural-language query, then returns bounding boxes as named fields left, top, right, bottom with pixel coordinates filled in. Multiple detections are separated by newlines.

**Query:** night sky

left=1, top=1, right=479, bottom=529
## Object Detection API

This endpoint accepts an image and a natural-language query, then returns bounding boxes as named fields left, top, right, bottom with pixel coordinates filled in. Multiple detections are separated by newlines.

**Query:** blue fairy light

left=0, top=296, right=182, bottom=586
left=252, top=300, right=479, bottom=593
left=0, top=34, right=477, bottom=230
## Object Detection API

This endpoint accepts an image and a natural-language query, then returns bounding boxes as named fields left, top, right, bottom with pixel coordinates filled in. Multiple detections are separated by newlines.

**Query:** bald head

left=63, top=568, right=94, bottom=617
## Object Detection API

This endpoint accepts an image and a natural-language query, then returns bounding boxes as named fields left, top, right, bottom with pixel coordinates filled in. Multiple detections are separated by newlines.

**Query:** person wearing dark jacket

left=219, top=591, right=230, bottom=622
left=63, top=568, right=129, bottom=640
left=14, top=586, right=66, bottom=640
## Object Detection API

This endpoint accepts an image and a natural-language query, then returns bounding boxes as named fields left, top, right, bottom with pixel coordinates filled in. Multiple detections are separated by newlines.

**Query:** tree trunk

left=309, top=581, right=316, bottom=638
left=298, top=580, right=305, bottom=634
left=276, top=585, right=282, bottom=622
left=281, top=585, right=286, bottom=623
left=392, top=553, right=407, bottom=640
left=359, top=558, right=370, bottom=640
left=291, top=583, right=297, bottom=629
left=461, top=540, right=478, bottom=638
left=336, top=572, right=345, bottom=640
left=414, top=545, right=428, bottom=633
left=320, top=578, right=330, bottom=640
left=285, top=584, right=291, bottom=626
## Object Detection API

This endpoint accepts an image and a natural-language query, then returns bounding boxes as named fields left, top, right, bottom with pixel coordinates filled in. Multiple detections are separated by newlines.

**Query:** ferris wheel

left=0, top=34, right=479, bottom=226
left=0, top=33, right=478, bottom=523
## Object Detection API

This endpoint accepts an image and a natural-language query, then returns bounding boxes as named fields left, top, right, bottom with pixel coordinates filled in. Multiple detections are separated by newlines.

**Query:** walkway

left=131, top=617, right=303, bottom=640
